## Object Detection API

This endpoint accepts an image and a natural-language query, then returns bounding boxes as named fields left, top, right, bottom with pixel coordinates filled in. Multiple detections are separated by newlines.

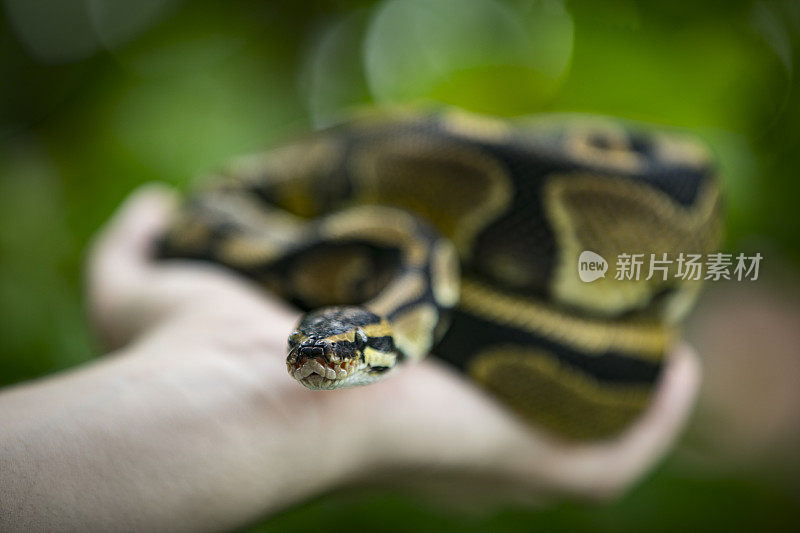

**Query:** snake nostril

left=298, top=345, right=325, bottom=360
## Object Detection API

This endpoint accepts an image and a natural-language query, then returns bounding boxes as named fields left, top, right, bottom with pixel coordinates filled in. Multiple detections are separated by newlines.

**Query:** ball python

left=158, top=108, right=723, bottom=441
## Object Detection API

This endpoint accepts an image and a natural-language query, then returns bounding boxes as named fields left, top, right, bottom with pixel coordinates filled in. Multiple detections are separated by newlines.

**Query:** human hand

left=84, top=183, right=700, bottom=524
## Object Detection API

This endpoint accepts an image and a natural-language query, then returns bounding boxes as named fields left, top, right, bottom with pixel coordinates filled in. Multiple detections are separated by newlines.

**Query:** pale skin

left=0, top=185, right=701, bottom=532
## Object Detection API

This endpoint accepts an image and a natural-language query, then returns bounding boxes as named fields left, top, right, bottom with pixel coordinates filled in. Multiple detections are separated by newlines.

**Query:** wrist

left=125, top=308, right=376, bottom=506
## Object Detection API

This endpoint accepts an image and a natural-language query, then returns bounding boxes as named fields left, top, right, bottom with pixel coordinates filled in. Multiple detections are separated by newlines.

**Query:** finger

left=89, top=183, right=177, bottom=302
left=89, top=183, right=177, bottom=297
left=87, top=184, right=177, bottom=344
left=542, top=343, right=701, bottom=500
left=359, top=343, right=701, bottom=504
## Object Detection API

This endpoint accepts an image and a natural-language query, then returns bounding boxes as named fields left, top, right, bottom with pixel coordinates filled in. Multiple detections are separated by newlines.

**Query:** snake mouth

left=286, top=355, right=359, bottom=389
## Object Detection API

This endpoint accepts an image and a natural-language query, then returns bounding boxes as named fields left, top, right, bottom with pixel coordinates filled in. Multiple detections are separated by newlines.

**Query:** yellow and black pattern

left=159, top=108, right=722, bottom=440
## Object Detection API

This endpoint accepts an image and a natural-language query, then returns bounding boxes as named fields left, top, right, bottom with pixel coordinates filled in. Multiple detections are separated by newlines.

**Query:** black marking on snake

left=366, top=335, right=394, bottom=352
left=435, top=309, right=661, bottom=386
left=331, top=340, right=360, bottom=359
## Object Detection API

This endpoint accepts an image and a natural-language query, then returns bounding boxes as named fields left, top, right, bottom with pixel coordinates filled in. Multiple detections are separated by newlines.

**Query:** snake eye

left=355, top=328, right=368, bottom=350
left=288, top=330, right=302, bottom=348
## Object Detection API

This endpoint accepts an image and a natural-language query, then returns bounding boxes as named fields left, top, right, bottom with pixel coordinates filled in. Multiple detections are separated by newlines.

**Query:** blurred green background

left=1, top=0, right=799, bottom=531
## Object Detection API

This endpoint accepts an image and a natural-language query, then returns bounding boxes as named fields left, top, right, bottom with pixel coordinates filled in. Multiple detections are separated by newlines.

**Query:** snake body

left=159, top=108, right=722, bottom=440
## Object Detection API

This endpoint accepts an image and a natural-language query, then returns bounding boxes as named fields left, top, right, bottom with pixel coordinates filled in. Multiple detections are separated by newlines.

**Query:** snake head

left=285, top=306, right=398, bottom=390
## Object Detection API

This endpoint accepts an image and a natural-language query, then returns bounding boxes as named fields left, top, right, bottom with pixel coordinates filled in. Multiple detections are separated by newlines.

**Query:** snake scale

left=159, top=108, right=723, bottom=440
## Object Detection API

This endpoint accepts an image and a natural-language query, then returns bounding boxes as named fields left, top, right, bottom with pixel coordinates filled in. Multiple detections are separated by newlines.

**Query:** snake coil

left=159, top=108, right=722, bottom=440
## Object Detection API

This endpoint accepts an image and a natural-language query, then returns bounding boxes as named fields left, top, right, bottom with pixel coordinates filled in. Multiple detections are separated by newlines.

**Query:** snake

left=158, top=108, right=723, bottom=441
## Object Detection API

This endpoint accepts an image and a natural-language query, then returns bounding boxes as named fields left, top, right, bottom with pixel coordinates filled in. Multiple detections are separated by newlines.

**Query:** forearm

left=0, top=319, right=360, bottom=532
